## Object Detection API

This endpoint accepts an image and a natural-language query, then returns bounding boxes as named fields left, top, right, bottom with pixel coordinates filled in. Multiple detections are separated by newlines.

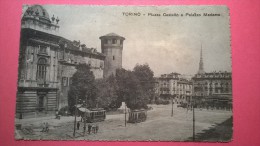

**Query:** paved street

left=16, top=104, right=232, bottom=141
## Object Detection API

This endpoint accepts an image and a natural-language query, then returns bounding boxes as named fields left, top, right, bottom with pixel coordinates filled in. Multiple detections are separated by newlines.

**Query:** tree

left=68, top=63, right=97, bottom=113
left=133, top=63, right=155, bottom=103
left=115, top=68, right=148, bottom=110
left=95, top=74, right=120, bottom=110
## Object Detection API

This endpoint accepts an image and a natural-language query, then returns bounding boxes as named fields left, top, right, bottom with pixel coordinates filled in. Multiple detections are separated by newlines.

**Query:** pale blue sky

left=22, top=5, right=231, bottom=77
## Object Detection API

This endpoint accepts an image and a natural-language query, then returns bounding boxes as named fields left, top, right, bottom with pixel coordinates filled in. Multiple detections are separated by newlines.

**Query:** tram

left=128, top=109, right=147, bottom=123
left=78, top=108, right=106, bottom=123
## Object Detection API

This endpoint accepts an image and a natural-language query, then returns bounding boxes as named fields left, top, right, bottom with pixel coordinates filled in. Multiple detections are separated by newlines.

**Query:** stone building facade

left=158, top=72, right=193, bottom=104
left=192, top=72, right=232, bottom=107
left=16, top=5, right=108, bottom=118
left=192, top=48, right=232, bottom=108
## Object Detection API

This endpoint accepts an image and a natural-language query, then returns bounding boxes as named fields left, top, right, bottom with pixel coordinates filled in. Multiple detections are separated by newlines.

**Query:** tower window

left=112, top=39, right=117, bottom=44
left=120, top=40, right=123, bottom=45
left=105, top=39, right=109, bottom=44
left=113, top=56, right=115, bottom=60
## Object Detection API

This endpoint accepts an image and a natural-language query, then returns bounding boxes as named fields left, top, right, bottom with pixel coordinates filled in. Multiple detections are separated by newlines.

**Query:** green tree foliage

left=68, top=63, right=97, bottom=113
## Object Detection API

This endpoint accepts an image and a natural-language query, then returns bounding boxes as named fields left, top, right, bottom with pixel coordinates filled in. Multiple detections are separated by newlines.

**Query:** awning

left=76, top=104, right=83, bottom=108
left=78, top=107, right=91, bottom=112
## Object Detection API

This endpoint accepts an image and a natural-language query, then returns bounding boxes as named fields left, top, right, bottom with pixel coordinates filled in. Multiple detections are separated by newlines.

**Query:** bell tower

left=99, top=33, right=125, bottom=78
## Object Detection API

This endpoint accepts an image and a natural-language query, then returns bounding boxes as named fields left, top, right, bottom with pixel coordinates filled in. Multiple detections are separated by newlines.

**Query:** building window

left=69, top=77, right=73, bottom=85
left=39, top=45, right=47, bottom=54
left=38, top=95, right=45, bottom=112
left=62, top=77, right=67, bottom=86
left=88, top=60, right=92, bottom=66
left=113, top=56, right=115, bottom=60
left=120, top=40, right=123, bottom=45
left=37, top=58, right=47, bottom=81
left=100, top=62, right=104, bottom=68
left=226, top=88, right=229, bottom=92
left=58, top=50, right=64, bottom=60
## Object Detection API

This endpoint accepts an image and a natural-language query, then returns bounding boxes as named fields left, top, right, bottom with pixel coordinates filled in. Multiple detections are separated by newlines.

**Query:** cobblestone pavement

left=16, top=104, right=232, bottom=141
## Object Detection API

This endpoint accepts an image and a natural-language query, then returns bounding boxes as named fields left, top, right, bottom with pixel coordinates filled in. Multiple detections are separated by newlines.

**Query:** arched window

left=37, top=58, right=47, bottom=80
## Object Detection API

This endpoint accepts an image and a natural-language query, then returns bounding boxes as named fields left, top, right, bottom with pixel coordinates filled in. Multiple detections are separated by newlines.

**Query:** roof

left=78, top=107, right=91, bottom=112
left=99, top=33, right=125, bottom=40
left=59, top=37, right=105, bottom=58
left=193, top=71, right=232, bottom=79
left=23, top=5, right=51, bottom=23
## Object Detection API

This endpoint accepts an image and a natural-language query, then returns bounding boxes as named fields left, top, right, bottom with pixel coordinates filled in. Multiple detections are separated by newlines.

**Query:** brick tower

left=99, top=33, right=125, bottom=78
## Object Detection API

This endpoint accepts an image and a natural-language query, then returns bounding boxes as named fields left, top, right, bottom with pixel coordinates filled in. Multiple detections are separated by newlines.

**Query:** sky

left=22, top=5, right=231, bottom=77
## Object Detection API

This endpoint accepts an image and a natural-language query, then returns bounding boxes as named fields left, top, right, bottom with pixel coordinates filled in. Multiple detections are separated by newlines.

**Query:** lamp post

left=125, top=102, right=127, bottom=127
left=171, top=96, right=174, bottom=117
left=193, top=102, right=195, bottom=141
left=83, top=96, right=88, bottom=136
left=73, top=95, right=78, bottom=137
left=83, top=100, right=87, bottom=136
left=192, top=81, right=195, bottom=141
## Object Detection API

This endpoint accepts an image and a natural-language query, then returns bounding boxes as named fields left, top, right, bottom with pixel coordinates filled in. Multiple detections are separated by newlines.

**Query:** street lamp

left=83, top=101, right=87, bottom=136
left=171, top=95, right=174, bottom=117
left=192, top=101, right=195, bottom=141
left=192, top=81, right=195, bottom=141
left=73, top=95, right=78, bottom=137
left=125, top=101, right=127, bottom=127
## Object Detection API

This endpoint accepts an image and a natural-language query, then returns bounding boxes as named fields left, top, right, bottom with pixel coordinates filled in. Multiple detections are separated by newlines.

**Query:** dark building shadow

left=187, top=116, right=233, bottom=142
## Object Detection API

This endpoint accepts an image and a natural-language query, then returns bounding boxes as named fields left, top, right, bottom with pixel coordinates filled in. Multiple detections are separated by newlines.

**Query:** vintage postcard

left=15, top=5, right=232, bottom=141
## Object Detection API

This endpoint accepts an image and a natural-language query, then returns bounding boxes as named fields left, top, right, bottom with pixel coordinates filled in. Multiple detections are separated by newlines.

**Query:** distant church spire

left=198, top=44, right=205, bottom=74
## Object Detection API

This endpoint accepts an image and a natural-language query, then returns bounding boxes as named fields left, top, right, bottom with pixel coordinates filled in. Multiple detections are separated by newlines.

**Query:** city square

left=16, top=104, right=232, bottom=141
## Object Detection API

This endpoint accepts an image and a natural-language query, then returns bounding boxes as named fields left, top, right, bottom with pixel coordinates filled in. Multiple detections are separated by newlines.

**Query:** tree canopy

left=133, top=64, right=156, bottom=103
left=68, top=63, right=97, bottom=113
left=95, top=75, right=120, bottom=110
left=115, top=64, right=155, bottom=110
left=68, top=63, right=156, bottom=111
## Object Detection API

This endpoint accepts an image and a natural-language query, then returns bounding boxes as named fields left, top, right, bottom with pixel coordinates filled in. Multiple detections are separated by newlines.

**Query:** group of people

left=77, top=121, right=99, bottom=134
left=41, top=122, right=49, bottom=132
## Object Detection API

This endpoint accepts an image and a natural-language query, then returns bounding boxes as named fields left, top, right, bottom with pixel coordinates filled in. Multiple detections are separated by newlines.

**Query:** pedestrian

left=42, top=122, right=46, bottom=132
left=88, top=124, right=92, bottom=134
left=77, top=121, right=80, bottom=130
left=45, top=122, right=49, bottom=133
left=92, top=125, right=96, bottom=134
left=96, top=124, right=99, bottom=133
left=83, top=126, right=86, bottom=133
